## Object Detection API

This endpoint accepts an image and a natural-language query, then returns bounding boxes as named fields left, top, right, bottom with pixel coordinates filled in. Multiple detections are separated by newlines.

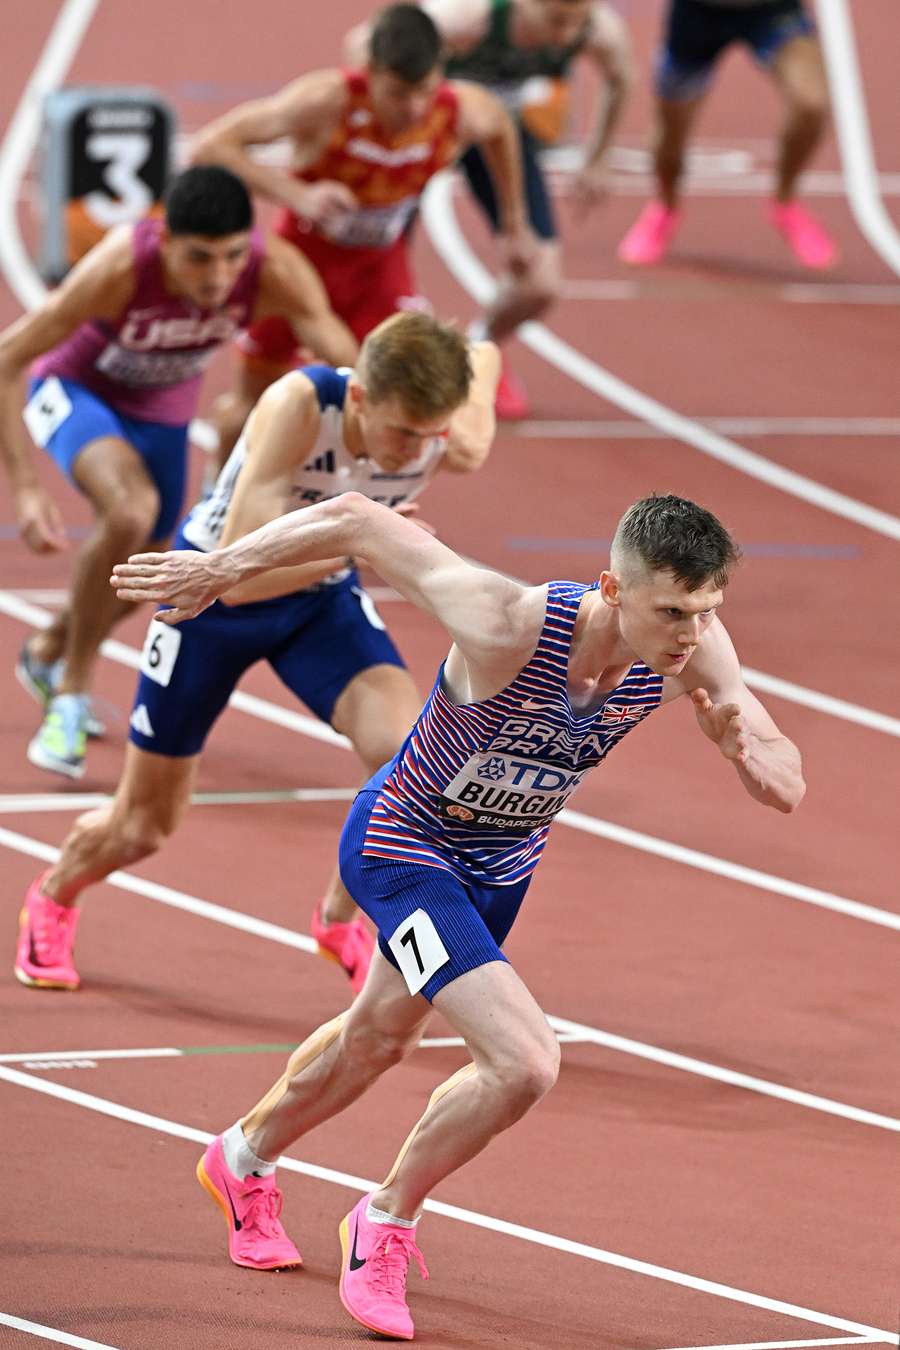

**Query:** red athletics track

left=1, top=2, right=899, bottom=1347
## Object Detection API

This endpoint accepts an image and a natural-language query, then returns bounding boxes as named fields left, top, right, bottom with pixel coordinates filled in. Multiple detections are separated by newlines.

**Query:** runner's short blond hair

left=358, top=312, right=472, bottom=419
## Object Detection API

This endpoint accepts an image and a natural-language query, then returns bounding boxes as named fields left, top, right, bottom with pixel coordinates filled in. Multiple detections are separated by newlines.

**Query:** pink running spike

left=14, top=873, right=80, bottom=990
left=767, top=200, right=838, bottom=270
left=618, top=201, right=682, bottom=266
left=196, top=1136, right=302, bottom=1271
left=339, top=1193, right=429, bottom=1340
left=311, top=903, right=374, bottom=993
left=494, top=361, right=529, bottom=420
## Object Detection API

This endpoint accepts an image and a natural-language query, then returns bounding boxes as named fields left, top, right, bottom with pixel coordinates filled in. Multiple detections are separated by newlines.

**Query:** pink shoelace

left=241, top=1181, right=287, bottom=1238
left=368, top=1231, right=430, bottom=1298
left=31, top=900, right=77, bottom=964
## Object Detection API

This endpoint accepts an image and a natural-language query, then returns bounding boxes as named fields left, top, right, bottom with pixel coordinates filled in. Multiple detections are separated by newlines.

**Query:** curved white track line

left=0, top=1064, right=895, bottom=1342
left=420, top=174, right=900, bottom=542
left=818, top=0, right=900, bottom=277
left=0, top=0, right=100, bottom=310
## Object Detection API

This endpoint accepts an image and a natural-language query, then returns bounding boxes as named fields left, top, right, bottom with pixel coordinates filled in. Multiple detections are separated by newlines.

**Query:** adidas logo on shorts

left=130, top=704, right=155, bottom=737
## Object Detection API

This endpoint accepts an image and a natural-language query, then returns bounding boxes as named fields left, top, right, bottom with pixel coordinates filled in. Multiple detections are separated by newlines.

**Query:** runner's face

left=359, top=393, right=452, bottom=471
left=163, top=232, right=252, bottom=309
left=529, top=0, right=590, bottom=44
left=608, top=568, right=723, bottom=676
left=369, top=66, right=443, bottom=132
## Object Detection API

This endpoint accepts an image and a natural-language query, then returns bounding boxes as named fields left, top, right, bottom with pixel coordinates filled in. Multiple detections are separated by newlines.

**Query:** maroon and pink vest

left=32, top=218, right=264, bottom=425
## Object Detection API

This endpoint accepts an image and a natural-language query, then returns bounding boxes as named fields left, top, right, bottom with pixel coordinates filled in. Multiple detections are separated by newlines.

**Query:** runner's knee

left=489, top=1035, right=560, bottom=1111
left=101, top=487, right=161, bottom=551
left=107, top=794, right=183, bottom=863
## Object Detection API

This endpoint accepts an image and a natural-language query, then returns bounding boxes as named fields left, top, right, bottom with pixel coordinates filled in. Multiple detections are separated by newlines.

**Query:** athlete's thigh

left=71, top=434, right=160, bottom=518
left=432, top=959, right=558, bottom=1071
left=128, top=602, right=265, bottom=758
left=345, top=944, right=434, bottom=1045
left=125, top=419, right=189, bottom=542
left=331, top=663, right=422, bottom=772
left=767, top=31, right=827, bottom=108
left=268, top=577, right=406, bottom=732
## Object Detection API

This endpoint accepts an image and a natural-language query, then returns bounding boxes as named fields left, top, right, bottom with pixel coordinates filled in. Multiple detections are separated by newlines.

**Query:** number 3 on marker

left=388, top=909, right=450, bottom=995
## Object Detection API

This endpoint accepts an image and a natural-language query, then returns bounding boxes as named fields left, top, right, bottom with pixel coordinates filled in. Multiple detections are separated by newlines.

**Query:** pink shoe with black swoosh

left=339, top=1193, right=429, bottom=1340
left=196, top=1136, right=302, bottom=1271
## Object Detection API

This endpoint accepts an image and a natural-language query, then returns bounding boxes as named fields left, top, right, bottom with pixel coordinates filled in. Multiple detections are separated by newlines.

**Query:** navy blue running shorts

left=657, top=0, right=815, bottom=102
left=128, top=552, right=404, bottom=757
left=339, top=787, right=532, bottom=1003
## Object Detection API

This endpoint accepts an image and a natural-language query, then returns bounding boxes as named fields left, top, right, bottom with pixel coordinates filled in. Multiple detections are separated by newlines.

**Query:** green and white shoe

left=27, top=693, right=89, bottom=779
left=16, top=642, right=106, bottom=737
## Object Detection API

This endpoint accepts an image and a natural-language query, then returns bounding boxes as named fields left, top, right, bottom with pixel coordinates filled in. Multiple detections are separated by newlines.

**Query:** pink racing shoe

left=196, top=1135, right=302, bottom=1271
left=768, top=200, right=838, bottom=270
left=618, top=201, right=682, bottom=266
left=15, top=873, right=80, bottom=990
left=339, top=1194, right=429, bottom=1340
left=311, top=903, right=374, bottom=993
left=494, top=361, right=529, bottom=421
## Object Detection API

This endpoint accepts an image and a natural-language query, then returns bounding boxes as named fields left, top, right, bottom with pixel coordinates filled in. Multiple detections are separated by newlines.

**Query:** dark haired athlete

left=0, top=165, right=356, bottom=776
left=191, top=1, right=538, bottom=462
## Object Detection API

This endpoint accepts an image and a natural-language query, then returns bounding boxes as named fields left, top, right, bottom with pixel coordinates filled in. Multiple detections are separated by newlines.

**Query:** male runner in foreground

left=15, top=314, right=499, bottom=994
left=0, top=165, right=356, bottom=778
left=111, top=492, right=804, bottom=1339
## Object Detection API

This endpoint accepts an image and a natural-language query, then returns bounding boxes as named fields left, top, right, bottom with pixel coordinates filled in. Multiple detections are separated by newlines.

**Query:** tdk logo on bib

left=439, top=753, right=585, bottom=832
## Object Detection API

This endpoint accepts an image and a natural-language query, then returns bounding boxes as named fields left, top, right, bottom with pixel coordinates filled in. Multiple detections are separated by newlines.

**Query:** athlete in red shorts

left=192, top=2, right=537, bottom=467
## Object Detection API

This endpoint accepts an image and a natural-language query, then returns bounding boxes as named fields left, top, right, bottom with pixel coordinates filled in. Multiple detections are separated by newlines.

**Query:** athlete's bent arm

left=442, top=341, right=500, bottom=473
left=216, top=374, right=352, bottom=604
left=256, top=237, right=358, bottom=369
left=189, top=72, right=357, bottom=227
left=678, top=619, right=806, bottom=813
left=573, top=5, right=634, bottom=211
left=113, top=493, right=532, bottom=667
left=0, top=226, right=135, bottom=552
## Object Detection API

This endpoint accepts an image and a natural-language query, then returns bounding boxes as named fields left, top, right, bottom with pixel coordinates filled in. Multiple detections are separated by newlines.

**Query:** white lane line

left=0, top=588, right=349, bottom=749
left=0, top=788, right=357, bottom=814
left=659, top=1340, right=886, bottom=1350
left=3, top=592, right=899, bottom=931
left=519, top=417, right=900, bottom=439
left=0, top=822, right=319, bottom=958
left=0, top=1065, right=893, bottom=1342
left=0, top=1032, right=589, bottom=1067
left=818, top=0, right=900, bottom=277
left=557, top=808, right=900, bottom=933
left=0, top=1313, right=121, bottom=1350
left=1, top=820, right=897, bottom=1132
left=562, top=280, right=900, bottom=305
left=421, top=172, right=900, bottom=543
left=0, top=0, right=100, bottom=310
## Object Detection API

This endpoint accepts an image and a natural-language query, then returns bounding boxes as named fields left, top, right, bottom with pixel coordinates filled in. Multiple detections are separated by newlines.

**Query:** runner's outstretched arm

left=112, top=492, right=529, bottom=661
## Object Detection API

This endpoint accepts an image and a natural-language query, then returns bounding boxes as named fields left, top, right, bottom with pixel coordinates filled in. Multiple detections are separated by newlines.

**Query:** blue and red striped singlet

left=363, top=581, right=664, bottom=885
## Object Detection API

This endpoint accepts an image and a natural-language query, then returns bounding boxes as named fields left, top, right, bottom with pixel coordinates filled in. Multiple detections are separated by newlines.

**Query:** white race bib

left=388, top=909, right=450, bottom=995
left=23, top=377, right=73, bottom=447
left=139, top=618, right=182, bottom=687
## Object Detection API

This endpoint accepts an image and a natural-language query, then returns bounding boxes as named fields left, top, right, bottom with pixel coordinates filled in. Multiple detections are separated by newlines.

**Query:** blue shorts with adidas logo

left=128, top=533, right=405, bottom=758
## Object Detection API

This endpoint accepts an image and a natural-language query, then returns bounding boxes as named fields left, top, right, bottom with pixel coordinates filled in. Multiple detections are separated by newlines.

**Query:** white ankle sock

left=366, top=1202, right=417, bottom=1228
left=222, top=1121, right=276, bottom=1180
